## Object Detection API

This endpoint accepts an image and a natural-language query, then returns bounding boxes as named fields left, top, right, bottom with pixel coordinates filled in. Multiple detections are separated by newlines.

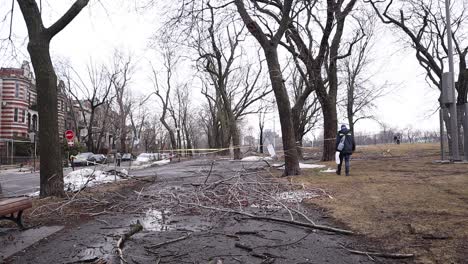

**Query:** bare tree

left=258, top=106, right=268, bottom=154
left=151, top=43, right=178, bottom=151
left=366, top=0, right=468, bottom=153
left=289, top=68, right=321, bottom=159
left=275, top=0, right=361, bottom=161
left=16, top=0, right=89, bottom=197
left=129, top=96, right=150, bottom=154
left=111, top=51, right=133, bottom=153
left=340, top=16, right=389, bottom=139
left=192, top=3, right=270, bottom=159
left=175, top=84, right=194, bottom=156
left=234, top=0, right=301, bottom=175
left=94, top=97, right=115, bottom=154
left=66, top=62, right=115, bottom=152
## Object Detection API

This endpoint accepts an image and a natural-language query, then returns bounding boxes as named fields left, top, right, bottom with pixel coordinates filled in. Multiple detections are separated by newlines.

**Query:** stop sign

left=65, top=130, right=75, bottom=140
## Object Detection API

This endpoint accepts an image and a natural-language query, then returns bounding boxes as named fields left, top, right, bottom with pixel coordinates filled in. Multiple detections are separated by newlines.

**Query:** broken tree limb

left=203, top=161, right=215, bottom=185
left=343, top=246, right=415, bottom=259
left=235, top=242, right=253, bottom=251
left=117, top=220, right=143, bottom=264
left=146, top=233, right=192, bottom=249
left=183, top=202, right=353, bottom=235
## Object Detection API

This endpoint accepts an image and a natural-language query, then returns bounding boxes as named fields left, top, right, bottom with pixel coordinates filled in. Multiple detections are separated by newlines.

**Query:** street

left=0, top=161, right=134, bottom=197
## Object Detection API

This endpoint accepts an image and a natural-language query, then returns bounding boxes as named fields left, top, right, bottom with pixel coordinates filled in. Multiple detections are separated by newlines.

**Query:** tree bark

left=29, top=42, right=64, bottom=197
left=321, top=100, right=338, bottom=161
left=265, top=49, right=300, bottom=175
left=291, top=106, right=304, bottom=160
left=230, top=119, right=241, bottom=159
left=17, top=0, right=90, bottom=197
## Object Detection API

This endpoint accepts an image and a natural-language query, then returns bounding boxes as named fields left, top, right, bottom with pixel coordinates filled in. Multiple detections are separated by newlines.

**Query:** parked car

left=134, top=153, right=158, bottom=164
left=72, top=152, right=94, bottom=166
left=122, top=153, right=133, bottom=161
left=87, top=154, right=107, bottom=164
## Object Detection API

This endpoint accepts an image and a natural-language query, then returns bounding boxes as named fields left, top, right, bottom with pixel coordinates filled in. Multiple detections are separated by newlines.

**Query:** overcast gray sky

left=0, top=0, right=442, bottom=139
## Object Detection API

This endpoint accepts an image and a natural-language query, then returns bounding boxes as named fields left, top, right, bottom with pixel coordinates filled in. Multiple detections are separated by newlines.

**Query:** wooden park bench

left=0, top=197, right=32, bottom=229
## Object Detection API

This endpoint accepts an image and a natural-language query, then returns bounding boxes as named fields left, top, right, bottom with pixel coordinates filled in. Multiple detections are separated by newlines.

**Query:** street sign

left=65, top=130, right=75, bottom=140
left=67, top=140, right=74, bottom=147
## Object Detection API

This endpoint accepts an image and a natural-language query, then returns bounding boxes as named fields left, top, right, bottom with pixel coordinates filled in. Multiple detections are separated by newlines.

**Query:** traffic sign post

left=65, top=130, right=75, bottom=147
left=65, top=130, right=75, bottom=140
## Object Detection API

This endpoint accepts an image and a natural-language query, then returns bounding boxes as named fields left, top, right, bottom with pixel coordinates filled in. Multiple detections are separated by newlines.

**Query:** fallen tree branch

left=203, top=161, right=215, bottom=185
left=343, top=246, right=414, bottom=259
left=235, top=242, right=253, bottom=251
left=183, top=202, right=353, bottom=235
left=146, top=233, right=192, bottom=249
left=117, top=220, right=143, bottom=264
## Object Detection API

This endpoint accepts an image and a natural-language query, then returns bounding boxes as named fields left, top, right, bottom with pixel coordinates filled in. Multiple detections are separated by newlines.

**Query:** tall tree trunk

left=230, top=119, right=241, bottom=159
left=183, top=125, right=193, bottom=156
left=161, top=118, right=177, bottom=150
left=291, top=106, right=304, bottom=160
left=120, top=118, right=127, bottom=153
left=259, top=129, right=264, bottom=154
left=18, top=0, right=90, bottom=197
left=265, top=49, right=300, bottom=175
left=347, top=102, right=355, bottom=143
left=29, top=42, right=64, bottom=197
left=321, top=101, right=338, bottom=161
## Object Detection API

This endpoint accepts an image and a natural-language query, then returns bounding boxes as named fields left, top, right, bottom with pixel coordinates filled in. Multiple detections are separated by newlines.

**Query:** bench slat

left=0, top=197, right=30, bottom=206
left=0, top=198, right=32, bottom=216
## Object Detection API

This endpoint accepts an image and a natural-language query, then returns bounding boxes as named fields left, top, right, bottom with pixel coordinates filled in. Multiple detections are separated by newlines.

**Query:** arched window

left=27, top=113, right=31, bottom=130
left=14, top=108, right=18, bottom=122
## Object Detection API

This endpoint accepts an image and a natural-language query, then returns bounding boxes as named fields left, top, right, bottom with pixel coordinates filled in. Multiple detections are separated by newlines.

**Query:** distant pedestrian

left=335, top=124, right=356, bottom=176
left=70, top=155, right=76, bottom=171
left=116, top=152, right=122, bottom=167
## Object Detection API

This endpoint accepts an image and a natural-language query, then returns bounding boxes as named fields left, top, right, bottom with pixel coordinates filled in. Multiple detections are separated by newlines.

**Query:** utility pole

left=445, top=0, right=460, bottom=161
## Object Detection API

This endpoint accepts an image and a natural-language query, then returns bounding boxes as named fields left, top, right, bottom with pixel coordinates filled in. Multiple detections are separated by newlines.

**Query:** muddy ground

left=1, top=159, right=394, bottom=264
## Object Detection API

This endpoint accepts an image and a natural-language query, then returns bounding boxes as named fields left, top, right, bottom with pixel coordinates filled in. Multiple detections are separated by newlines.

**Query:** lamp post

left=445, top=0, right=460, bottom=161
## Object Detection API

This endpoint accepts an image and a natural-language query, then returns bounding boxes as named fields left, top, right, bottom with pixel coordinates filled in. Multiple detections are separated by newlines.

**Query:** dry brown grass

left=295, top=143, right=468, bottom=264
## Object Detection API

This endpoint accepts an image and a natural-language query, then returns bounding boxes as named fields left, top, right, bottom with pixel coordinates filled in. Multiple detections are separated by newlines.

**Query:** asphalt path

left=0, top=161, right=134, bottom=197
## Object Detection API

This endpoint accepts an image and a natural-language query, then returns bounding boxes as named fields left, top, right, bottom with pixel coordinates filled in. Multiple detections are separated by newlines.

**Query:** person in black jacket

left=335, top=124, right=356, bottom=176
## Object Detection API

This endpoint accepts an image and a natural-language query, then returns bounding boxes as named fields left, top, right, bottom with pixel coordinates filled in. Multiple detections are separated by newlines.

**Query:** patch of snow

left=320, top=168, right=337, bottom=173
left=275, top=163, right=325, bottom=169
left=128, top=159, right=171, bottom=170
left=64, top=168, right=120, bottom=192
left=153, top=159, right=170, bottom=165
left=28, top=191, right=39, bottom=197
left=299, top=163, right=326, bottom=169
left=241, top=156, right=273, bottom=161
left=27, top=168, right=132, bottom=196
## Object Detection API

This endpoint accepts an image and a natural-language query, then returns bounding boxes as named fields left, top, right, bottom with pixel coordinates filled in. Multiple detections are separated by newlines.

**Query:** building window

left=14, top=108, right=18, bottom=122
left=15, top=82, right=20, bottom=98
left=32, top=115, right=38, bottom=131
left=22, top=109, right=25, bottom=123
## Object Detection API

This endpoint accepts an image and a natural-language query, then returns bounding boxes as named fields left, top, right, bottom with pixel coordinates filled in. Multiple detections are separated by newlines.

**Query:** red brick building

left=0, top=61, right=37, bottom=140
left=0, top=62, right=67, bottom=154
